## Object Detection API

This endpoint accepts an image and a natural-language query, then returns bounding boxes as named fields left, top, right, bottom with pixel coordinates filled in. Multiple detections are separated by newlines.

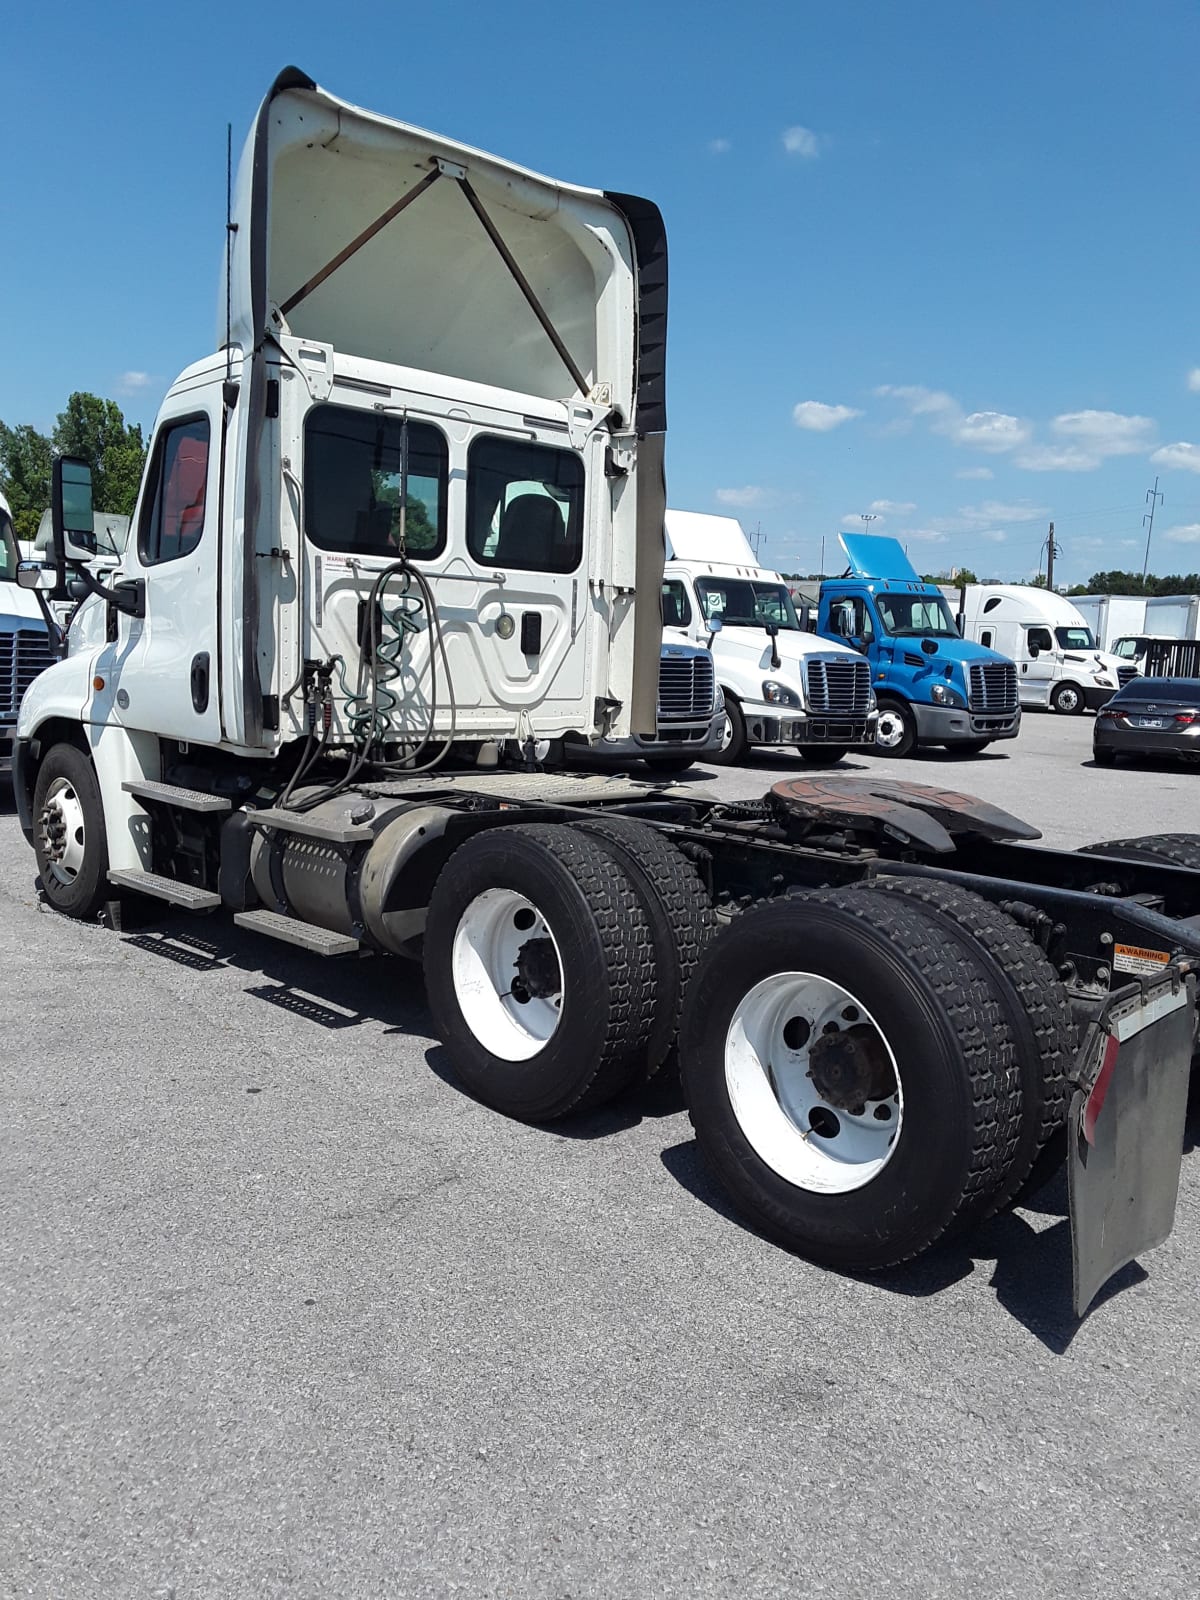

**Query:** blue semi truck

left=814, top=533, right=1021, bottom=757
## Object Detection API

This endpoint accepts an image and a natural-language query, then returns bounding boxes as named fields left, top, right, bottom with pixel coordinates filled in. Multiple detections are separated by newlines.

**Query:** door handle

left=191, top=652, right=210, bottom=714
left=520, top=613, right=542, bottom=656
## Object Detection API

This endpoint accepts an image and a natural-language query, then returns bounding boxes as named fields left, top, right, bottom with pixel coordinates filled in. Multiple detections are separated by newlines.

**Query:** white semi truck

left=663, top=510, right=877, bottom=764
left=0, top=490, right=55, bottom=770
left=13, top=68, right=1200, bottom=1312
left=957, top=584, right=1136, bottom=713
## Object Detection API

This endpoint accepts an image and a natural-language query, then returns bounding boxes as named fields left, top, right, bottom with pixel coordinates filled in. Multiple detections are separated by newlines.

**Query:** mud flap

left=1069, top=969, right=1194, bottom=1317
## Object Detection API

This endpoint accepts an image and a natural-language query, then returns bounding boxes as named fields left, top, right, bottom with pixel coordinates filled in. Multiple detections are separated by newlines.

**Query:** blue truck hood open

left=839, top=532, right=921, bottom=582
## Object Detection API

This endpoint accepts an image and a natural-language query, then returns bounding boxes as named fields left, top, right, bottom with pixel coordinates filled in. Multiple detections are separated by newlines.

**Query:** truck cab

left=0, top=490, right=54, bottom=772
left=959, top=585, right=1136, bottom=714
left=663, top=510, right=876, bottom=764
left=816, top=534, right=1020, bottom=758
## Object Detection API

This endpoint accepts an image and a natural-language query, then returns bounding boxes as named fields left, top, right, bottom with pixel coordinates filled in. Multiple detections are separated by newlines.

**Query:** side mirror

left=921, top=637, right=938, bottom=655
left=52, top=455, right=96, bottom=563
left=1028, top=642, right=1040, bottom=659
left=16, top=561, right=57, bottom=592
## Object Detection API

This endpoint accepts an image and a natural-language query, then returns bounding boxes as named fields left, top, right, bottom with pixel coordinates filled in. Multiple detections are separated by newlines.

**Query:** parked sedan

left=1093, top=677, right=1200, bottom=767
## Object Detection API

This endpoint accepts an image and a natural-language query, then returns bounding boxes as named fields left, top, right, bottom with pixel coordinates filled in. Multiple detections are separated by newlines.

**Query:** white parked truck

left=663, top=510, right=877, bottom=764
left=0, top=490, right=56, bottom=768
left=958, top=584, right=1136, bottom=713
left=13, top=68, right=1200, bottom=1313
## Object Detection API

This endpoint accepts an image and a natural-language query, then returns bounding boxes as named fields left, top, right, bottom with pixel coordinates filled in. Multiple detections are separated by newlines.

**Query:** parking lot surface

left=3, top=711, right=1199, bottom=1599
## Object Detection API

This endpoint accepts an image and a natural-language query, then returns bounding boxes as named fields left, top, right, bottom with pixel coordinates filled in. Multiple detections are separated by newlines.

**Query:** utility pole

left=819, top=534, right=825, bottom=577
left=1045, top=521, right=1057, bottom=591
left=1142, top=476, right=1163, bottom=580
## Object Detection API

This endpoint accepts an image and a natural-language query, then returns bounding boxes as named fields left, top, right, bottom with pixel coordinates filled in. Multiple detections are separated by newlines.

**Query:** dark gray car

left=1093, top=676, right=1200, bottom=767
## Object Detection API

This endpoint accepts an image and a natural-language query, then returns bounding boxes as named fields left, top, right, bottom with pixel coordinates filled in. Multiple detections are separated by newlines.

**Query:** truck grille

left=968, top=661, right=1018, bottom=715
left=0, top=628, right=55, bottom=719
left=1116, top=665, right=1138, bottom=687
left=658, top=652, right=715, bottom=719
left=805, top=657, right=872, bottom=717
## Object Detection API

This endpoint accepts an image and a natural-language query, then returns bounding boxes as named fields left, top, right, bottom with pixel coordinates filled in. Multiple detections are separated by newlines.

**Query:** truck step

left=108, top=869, right=222, bottom=910
left=250, top=806, right=375, bottom=845
left=123, top=779, right=231, bottom=814
left=234, top=908, right=361, bottom=956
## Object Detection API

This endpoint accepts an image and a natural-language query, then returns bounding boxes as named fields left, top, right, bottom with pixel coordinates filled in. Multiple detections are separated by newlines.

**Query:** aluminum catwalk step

left=234, top=909, right=361, bottom=956
left=108, top=869, right=222, bottom=910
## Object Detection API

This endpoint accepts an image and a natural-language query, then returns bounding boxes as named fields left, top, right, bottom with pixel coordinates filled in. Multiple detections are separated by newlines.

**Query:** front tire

left=423, top=824, right=657, bottom=1121
left=798, top=746, right=848, bottom=766
left=32, top=742, right=110, bottom=919
left=945, top=740, right=991, bottom=756
left=678, top=889, right=1021, bottom=1270
left=872, top=698, right=917, bottom=759
left=1051, top=682, right=1084, bottom=714
left=643, top=756, right=696, bottom=776
left=709, top=695, right=748, bottom=765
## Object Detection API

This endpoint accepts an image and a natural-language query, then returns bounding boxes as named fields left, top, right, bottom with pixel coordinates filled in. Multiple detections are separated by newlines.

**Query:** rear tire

left=872, top=698, right=917, bottom=758
left=424, top=824, right=657, bottom=1121
left=1081, top=833, right=1200, bottom=871
left=709, top=695, right=747, bottom=765
left=1093, top=748, right=1117, bottom=767
left=677, top=888, right=1022, bottom=1270
left=32, top=742, right=110, bottom=920
left=868, top=877, right=1073, bottom=1214
left=572, top=816, right=716, bottom=1076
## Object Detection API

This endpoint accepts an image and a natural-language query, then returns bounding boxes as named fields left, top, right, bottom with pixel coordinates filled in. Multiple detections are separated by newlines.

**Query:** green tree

left=0, top=421, right=53, bottom=542
left=53, top=393, right=146, bottom=517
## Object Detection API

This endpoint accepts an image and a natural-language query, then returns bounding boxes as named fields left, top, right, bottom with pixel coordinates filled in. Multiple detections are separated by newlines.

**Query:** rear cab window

left=305, top=405, right=448, bottom=558
left=467, top=437, right=584, bottom=573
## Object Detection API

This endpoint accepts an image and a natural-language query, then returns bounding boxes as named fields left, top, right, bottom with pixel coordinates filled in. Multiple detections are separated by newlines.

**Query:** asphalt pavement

left=3, top=711, right=1199, bottom=1599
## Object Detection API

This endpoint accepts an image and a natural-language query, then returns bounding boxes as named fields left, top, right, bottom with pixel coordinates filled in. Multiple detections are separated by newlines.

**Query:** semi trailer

left=13, top=69, right=1200, bottom=1315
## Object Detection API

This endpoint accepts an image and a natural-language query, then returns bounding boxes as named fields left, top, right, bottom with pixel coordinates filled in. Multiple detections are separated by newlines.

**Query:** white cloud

left=1015, top=444, right=1103, bottom=471
left=1151, top=441, right=1200, bottom=474
left=899, top=527, right=949, bottom=543
left=1051, top=409, right=1155, bottom=456
left=956, top=466, right=994, bottom=481
left=782, top=125, right=821, bottom=159
left=1188, top=368, right=1200, bottom=394
left=116, top=370, right=155, bottom=395
left=873, top=385, right=1028, bottom=454
left=952, top=411, right=1031, bottom=453
left=874, top=384, right=957, bottom=418
left=869, top=498, right=916, bottom=515
left=1165, top=523, right=1200, bottom=543
left=967, top=500, right=1048, bottom=525
left=792, top=400, right=862, bottom=431
left=979, top=530, right=1008, bottom=543
left=708, top=137, right=731, bottom=155
left=715, top=485, right=770, bottom=508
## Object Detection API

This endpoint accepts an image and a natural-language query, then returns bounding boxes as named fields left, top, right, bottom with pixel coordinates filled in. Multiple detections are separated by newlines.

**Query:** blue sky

left=4, top=0, right=1198, bottom=585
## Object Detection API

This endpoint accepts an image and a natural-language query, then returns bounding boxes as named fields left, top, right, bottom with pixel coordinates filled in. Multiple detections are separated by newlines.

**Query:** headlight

left=1092, top=674, right=1112, bottom=687
left=762, top=679, right=801, bottom=708
left=866, top=690, right=877, bottom=712
left=930, top=682, right=965, bottom=708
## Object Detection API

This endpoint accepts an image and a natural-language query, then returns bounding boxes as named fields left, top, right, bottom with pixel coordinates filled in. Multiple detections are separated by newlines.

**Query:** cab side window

left=139, top=416, right=211, bottom=565
left=661, top=579, right=692, bottom=627
left=1027, top=626, right=1053, bottom=654
left=467, top=437, right=584, bottom=573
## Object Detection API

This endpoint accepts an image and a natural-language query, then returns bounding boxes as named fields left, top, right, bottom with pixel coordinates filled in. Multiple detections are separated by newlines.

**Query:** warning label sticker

left=1113, top=943, right=1171, bottom=976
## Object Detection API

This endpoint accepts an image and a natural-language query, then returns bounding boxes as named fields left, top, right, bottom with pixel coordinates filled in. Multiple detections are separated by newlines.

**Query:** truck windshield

left=875, top=593, right=960, bottom=637
left=695, top=579, right=800, bottom=630
left=1056, top=626, right=1095, bottom=650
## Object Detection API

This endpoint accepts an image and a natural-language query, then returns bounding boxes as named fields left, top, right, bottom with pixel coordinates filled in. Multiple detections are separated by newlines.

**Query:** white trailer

left=663, top=509, right=876, bottom=763
left=10, top=69, right=1197, bottom=1310
left=1072, top=594, right=1148, bottom=653
left=959, top=584, right=1135, bottom=712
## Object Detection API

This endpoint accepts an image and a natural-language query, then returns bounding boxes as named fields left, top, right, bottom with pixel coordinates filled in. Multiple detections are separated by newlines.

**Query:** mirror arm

left=64, top=558, right=146, bottom=619
left=31, top=589, right=69, bottom=659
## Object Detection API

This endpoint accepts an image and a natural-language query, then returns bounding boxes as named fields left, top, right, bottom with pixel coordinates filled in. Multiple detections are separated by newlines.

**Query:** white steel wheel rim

left=452, top=888, right=565, bottom=1062
left=725, top=971, right=903, bottom=1193
left=875, top=709, right=907, bottom=749
left=1056, top=686, right=1079, bottom=712
left=721, top=712, right=735, bottom=751
left=40, top=775, right=88, bottom=887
